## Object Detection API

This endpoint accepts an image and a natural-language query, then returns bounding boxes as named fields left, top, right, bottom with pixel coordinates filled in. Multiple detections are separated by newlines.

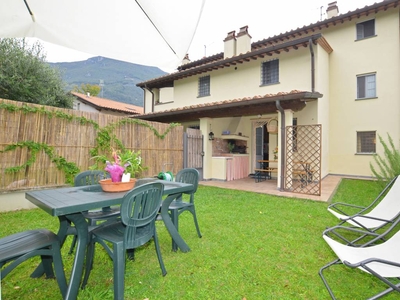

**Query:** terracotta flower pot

left=99, top=178, right=137, bottom=193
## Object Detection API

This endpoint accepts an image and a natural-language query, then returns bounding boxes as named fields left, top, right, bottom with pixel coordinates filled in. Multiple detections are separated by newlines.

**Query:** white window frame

left=357, top=73, right=376, bottom=99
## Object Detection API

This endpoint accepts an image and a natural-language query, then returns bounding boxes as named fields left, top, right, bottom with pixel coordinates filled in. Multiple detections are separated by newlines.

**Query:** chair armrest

left=328, top=202, right=367, bottom=216
left=344, top=257, right=400, bottom=269
left=324, top=214, right=400, bottom=246
left=323, top=225, right=381, bottom=246
left=336, top=213, right=392, bottom=224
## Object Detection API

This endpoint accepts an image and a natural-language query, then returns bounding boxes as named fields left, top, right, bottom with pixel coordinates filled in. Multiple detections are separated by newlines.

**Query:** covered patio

left=134, top=90, right=325, bottom=196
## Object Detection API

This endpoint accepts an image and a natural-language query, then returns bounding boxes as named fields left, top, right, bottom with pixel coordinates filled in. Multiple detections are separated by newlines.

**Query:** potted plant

left=117, top=149, right=145, bottom=181
left=90, top=148, right=146, bottom=192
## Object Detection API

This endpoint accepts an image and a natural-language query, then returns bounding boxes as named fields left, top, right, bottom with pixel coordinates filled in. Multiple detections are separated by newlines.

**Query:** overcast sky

left=38, top=0, right=377, bottom=71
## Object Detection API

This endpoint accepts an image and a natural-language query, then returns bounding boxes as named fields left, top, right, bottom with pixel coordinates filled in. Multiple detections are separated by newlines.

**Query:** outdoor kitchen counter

left=212, top=154, right=249, bottom=181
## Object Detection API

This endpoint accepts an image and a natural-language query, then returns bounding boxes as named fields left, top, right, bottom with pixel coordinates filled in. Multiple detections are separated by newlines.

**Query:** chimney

left=326, top=1, right=339, bottom=18
left=236, top=26, right=252, bottom=55
left=223, top=30, right=236, bottom=58
left=182, top=53, right=191, bottom=65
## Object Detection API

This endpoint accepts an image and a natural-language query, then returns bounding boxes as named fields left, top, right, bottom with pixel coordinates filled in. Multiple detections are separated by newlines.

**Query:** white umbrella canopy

left=0, top=0, right=206, bottom=71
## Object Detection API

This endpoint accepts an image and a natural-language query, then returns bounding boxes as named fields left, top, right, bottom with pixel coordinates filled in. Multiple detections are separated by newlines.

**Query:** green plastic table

left=25, top=179, right=193, bottom=300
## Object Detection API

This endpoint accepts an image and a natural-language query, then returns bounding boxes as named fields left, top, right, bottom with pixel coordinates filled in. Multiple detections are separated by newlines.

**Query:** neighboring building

left=72, top=92, right=143, bottom=117
left=135, top=0, right=400, bottom=190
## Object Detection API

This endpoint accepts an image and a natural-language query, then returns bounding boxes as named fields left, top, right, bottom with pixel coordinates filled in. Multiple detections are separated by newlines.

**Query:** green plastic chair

left=81, top=182, right=167, bottom=300
left=166, top=168, right=202, bottom=251
left=68, top=170, right=121, bottom=254
left=0, top=229, right=67, bottom=298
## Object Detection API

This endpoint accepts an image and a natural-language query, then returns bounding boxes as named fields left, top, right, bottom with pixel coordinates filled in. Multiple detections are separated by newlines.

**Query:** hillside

left=50, top=56, right=167, bottom=106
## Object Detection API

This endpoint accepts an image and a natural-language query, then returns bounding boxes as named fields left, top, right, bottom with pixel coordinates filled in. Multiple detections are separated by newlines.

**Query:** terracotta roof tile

left=142, top=90, right=307, bottom=116
left=72, top=92, right=143, bottom=114
left=133, top=89, right=322, bottom=123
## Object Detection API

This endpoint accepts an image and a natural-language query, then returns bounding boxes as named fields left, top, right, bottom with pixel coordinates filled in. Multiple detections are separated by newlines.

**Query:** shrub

left=370, top=133, right=400, bottom=185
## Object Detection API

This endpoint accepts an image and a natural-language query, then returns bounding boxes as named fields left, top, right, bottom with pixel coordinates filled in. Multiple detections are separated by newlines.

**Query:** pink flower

left=105, top=161, right=125, bottom=182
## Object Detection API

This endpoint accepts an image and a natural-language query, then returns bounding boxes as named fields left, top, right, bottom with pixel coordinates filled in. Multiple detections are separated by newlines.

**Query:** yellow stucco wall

left=157, top=48, right=312, bottom=111
left=325, top=9, right=400, bottom=176
left=315, top=43, right=330, bottom=178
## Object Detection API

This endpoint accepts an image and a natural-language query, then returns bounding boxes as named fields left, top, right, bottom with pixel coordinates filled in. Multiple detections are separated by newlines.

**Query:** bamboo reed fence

left=0, top=99, right=183, bottom=192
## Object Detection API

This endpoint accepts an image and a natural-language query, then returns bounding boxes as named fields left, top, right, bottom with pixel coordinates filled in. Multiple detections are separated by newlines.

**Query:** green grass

left=0, top=178, right=398, bottom=299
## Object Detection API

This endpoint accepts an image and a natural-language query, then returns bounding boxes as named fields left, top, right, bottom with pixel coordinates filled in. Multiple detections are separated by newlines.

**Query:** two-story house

left=135, top=0, right=400, bottom=194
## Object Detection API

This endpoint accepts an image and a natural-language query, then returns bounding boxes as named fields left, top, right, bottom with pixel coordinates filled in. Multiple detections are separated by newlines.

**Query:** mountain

left=49, top=56, right=167, bottom=107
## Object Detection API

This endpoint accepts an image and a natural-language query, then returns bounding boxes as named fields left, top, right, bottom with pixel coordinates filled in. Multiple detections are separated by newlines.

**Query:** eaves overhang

left=132, top=90, right=323, bottom=124
left=137, top=34, right=322, bottom=89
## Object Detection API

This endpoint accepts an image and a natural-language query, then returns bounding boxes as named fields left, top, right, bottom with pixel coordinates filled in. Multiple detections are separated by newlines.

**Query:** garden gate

left=183, top=128, right=204, bottom=180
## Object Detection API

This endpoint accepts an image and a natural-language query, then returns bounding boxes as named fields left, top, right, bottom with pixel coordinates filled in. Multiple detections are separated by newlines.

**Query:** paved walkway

left=199, top=175, right=342, bottom=202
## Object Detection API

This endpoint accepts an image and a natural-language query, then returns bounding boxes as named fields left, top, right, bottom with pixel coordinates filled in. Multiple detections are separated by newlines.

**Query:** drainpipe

left=276, top=100, right=285, bottom=191
left=309, top=38, right=315, bottom=92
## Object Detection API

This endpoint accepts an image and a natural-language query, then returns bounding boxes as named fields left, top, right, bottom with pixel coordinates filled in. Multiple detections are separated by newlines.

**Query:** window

left=198, top=75, right=210, bottom=97
left=261, top=59, right=279, bottom=85
left=357, top=131, right=376, bottom=153
left=357, top=73, right=376, bottom=99
left=356, top=19, right=375, bottom=40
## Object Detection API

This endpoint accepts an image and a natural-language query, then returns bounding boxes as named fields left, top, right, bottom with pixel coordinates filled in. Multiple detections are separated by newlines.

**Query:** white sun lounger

left=328, top=176, right=400, bottom=229
left=319, top=228, right=400, bottom=299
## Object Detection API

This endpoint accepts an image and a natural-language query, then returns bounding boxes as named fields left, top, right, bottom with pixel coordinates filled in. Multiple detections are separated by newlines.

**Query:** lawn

left=0, top=178, right=398, bottom=299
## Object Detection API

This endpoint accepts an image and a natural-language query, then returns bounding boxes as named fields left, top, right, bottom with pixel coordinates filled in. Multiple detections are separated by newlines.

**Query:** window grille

left=261, top=60, right=279, bottom=85
left=357, top=131, right=376, bottom=153
left=198, top=75, right=210, bottom=97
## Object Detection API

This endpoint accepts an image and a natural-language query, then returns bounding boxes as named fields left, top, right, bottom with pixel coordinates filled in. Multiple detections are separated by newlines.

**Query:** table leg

left=161, top=193, right=190, bottom=252
left=57, top=216, right=72, bottom=247
left=64, top=213, right=88, bottom=300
